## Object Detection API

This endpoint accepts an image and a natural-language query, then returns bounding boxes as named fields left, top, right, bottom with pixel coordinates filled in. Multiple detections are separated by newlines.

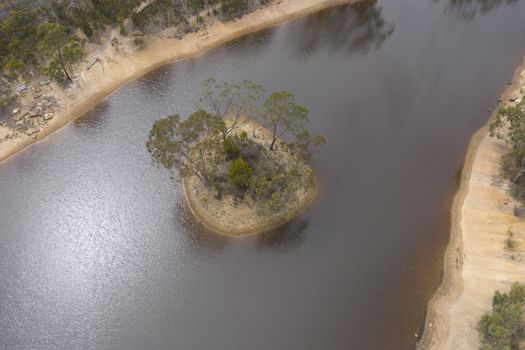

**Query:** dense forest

left=0, top=0, right=269, bottom=108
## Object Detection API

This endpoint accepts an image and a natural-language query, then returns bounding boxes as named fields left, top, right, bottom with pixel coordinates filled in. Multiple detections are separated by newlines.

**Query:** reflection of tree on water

left=257, top=218, right=308, bottom=252
left=289, top=0, right=394, bottom=57
left=435, top=0, right=518, bottom=19
left=177, top=192, right=308, bottom=252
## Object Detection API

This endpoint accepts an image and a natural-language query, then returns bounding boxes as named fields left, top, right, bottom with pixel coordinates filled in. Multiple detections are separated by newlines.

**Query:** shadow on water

left=174, top=198, right=230, bottom=252
left=256, top=217, right=309, bottom=252
left=433, top=0, right=518, bottom=19
left=288, top=0, right=394, bottom=58
left=225, top=28, right=274, bottom=52
left=135, top=65, right=175, bottom=97
left=73, top=100, right=110, bottom=130
left=174, top=191, right=308, bottom=252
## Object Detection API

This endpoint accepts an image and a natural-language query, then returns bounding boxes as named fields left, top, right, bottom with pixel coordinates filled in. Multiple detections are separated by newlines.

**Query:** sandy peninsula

left=418, top=58, right=525, bottom=350
left=0, top=0, right=358, bottom=165
left=183, top=121, right=318, bottom=237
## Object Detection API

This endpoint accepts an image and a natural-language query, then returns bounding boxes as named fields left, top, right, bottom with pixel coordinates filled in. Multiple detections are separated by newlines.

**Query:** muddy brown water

left=1, top=1, right=525, bottom=349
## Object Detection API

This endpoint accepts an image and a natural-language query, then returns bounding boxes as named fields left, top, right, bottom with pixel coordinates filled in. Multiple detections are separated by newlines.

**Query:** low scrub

left=478, top=283, right=525, bottom=350
left=490, top=100, right=525, bottom=202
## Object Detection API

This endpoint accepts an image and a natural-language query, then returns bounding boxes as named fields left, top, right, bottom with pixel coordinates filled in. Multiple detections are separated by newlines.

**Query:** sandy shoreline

left=184, top=173, right=317, bottom=237
left=0, top=0, right=357, bottom=165
left=183, top=120, right=318, bottom=237
left=418, top=58, right=525, bottom=349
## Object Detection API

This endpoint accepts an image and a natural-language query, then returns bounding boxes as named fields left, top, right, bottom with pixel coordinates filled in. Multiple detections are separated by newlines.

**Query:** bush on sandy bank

left=478, top=282, right=525, bottom=350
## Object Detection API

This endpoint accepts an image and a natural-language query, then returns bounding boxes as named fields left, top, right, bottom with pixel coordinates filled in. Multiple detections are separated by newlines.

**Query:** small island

left=147, top=79, right=325, bottom=236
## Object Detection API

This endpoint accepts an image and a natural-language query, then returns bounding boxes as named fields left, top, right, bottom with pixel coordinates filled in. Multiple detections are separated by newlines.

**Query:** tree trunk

left=57, top=49, right=72, bottom=81
left=513, top=168, right=525, bottom=184
left=269, top=123, right=277, bottom=151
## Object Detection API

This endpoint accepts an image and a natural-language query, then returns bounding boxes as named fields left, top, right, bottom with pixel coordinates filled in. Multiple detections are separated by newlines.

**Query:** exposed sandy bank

left=183, top=121, right=318, bottom=237
left=0, top=126, right=10, bottom=140
left=418, top=58, right=525, bottom=350
left=0, top=0, right=358, bottom=165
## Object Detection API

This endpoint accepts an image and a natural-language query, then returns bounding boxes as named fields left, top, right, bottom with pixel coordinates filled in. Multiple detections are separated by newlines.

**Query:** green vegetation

left=490, top=100, right=525, bottom=201
left=132, top=33, right=146, bottom=50
left=505, top=226, right=517, bottom=251
left=147, top=78, right=324, bottom=212
left=228, top=157, right=253, bottom=190
left=146, top=109, right=222, bottom=186
left=0, top=0, right=269, bottom=107
left=219, top=0, right=269, bottom=20
left=223, top=135, right=241, bottom=159
left=478, top=283, right=525, bottom=350
left=262, top=91, right=309, bottom=151
left=0, top=4, right=105, bottom=86
left=198, top=78, right=264, bottom=141
left=37, top=21, right=85, bottom=81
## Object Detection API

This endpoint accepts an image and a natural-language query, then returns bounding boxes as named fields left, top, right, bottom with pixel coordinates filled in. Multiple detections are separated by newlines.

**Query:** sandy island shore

left=418, top=58, right=525, bottom=350
left=183, top=121, right=318, bottom=237
left=0, top=0, right=358, bottom=165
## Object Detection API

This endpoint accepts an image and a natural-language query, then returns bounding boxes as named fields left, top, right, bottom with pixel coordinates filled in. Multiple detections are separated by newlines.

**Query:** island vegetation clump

left=146, top=79, right=324, bottom=235
left=490, top=99, right=525, bottom=201
left=478, top=282, right=525, bottom=350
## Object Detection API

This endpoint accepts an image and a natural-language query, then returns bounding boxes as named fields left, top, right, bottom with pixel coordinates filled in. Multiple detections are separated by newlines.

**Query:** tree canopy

left=37, top=21, right=85, bottom=81
left=0, top=0, right=272, bottom=101
left=490, top=100, right=525, bottom=200
left=147, top=78, right=324, bottom=213
left=198, top=78, right=264, bottom=141
left=261, top=91, right=309, bottom=151
left=478, top=283, right=525, bottom=350
left=146, top=109, right=224, bottom=185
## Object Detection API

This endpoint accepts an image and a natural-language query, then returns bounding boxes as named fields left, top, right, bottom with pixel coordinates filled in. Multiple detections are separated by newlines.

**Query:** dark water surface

left=1, top=1, right=525, bottom=349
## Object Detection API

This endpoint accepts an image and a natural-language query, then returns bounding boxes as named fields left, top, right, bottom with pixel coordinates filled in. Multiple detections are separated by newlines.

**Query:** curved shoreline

left=418, top=57, right=525, bottom=349
left=182, top=120, right=318, bottom=237
left=184, top=174, right=317, bottom=237
left=0, top=0, right=358, bottom=165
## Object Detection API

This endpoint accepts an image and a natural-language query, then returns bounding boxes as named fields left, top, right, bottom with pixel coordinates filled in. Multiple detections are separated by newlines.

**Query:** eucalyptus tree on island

left=260, top=91, right=309, bottom=151
left=147, top=79, right=324, bottom=229
left=198, top=78, right=264, bottom=141
left=146, top=109, right=224, bottom=186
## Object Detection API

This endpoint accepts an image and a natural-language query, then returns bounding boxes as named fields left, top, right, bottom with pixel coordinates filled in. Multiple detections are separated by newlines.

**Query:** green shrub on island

left=228, top=157, right=253, bottom=190
left=478, top=282, right=525, bottom=350
left=147, top=78, right=324, bottom=215
left=490, top=100, right=525, bottom=202
left=223, top=135, right=241, bottom=159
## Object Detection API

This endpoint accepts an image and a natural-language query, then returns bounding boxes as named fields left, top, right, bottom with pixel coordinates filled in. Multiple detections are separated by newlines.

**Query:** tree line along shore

left=0, top=0, right=358, bottom=163
left=0, top=0, right=270, bottom=133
